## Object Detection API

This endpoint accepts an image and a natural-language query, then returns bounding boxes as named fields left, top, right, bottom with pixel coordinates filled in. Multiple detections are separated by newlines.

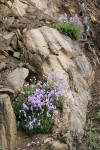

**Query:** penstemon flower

left=59, top=13, right=68, bottom=22
left=13, top=73, right=68, bottom=134
left=69, top=14, right=82, bottom=28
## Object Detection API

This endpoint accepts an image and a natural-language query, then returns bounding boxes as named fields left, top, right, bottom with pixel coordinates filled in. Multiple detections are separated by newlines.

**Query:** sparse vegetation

left=96, top=102, right=100, bottom=119
left=81, top=98, right=100, bottom=150
left=0, top=146, right=3, bottom=150
left=54, top=13, right=82, bottom=41
left=54, top=22, right=81, bottom=41
left=85, top=119, right=100, bottom=150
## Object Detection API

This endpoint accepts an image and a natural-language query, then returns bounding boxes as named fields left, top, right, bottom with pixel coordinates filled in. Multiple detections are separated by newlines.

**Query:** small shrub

left=54, top=22, right=81, bottom=41
left=13, top=73, right=67, bottom=134
left=86, top=120, right=100, bottom=150
left=96, top=101, right=100, bottom=119
left=0, top=146, right=3, bottom=150
left=54, top=13, right=82, bottom=41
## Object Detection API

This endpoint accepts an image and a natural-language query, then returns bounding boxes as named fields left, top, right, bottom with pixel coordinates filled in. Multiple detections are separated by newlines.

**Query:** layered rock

left=0, top=0, right=99, bottom=149
left=12, top=0, right=28, bottom=16
left=0, top=66, right=29, bottom=149
left=24, top=26, right=94, bottom=147
left=0, top=94, right=17, bottom=150
left=27, top=0, right=60, bottom=17
left=7, top=67, right=29, bottom=94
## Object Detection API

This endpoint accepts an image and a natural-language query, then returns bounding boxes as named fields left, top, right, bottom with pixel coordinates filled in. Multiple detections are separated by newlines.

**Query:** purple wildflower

left=59, top=13, right=68, bottom=22
left=28, top=121, right=33, bottom=129
left=54, top=109, right=59, bottom=114
left=14, top=73, right=68, bottom=133
left=69, top=14, right=82, bottom=27
left=47, top=73, right=52, bottom=81
left=23, top=103, right=29, bottom=110
left=55, top=73, right=62, bottom=79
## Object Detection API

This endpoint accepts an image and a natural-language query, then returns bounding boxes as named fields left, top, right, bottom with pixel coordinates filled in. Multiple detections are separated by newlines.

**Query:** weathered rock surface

left=0, top=62, right=6, bottom=71
left=44, top=137, right=68, bottom=150
left=25, top=28, right=50, bottom=58
left=25, top=26, right=76, bottom=59
left=74, top=54, right=94, bottom=84
left=24, top=26, right=94, bottom=146
left=0, top=94, right=17, bottom=150
left=12, top=0, right=28, bottom=16
left=7, top=67, right=29, bottom=93
left=4, top=32, right=15, bottom=46
left=0, top=0, right=99, bottom=149
left=0, top=88, right=14, bottom=94
left=28, top=0, right=59, bottom=17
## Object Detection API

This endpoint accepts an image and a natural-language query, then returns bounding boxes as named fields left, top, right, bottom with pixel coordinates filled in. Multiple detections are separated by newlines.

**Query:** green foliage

left=96, top=110, right=100, bottom=119
left=54, top=22, right=81, bottom=41
left=96, top=102, right=100, bottom=119
left=13, top=74, right=67, bottom=134
left=0, top=146, right=3, bottom=150
left=53, top=96, right=63, bottom=110
left=86, top=120, right=100, bottom=150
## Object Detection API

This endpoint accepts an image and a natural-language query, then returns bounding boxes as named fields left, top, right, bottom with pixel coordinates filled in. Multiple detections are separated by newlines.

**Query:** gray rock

left=0, top=85, right=3, bottom=88
left=50, top=140, right=68, bottom=150
left=0, top=88, right=14, bottom=94
left=7, top=17, right=15, bottom=28
left=27, top=7, right=35, bottom=14
left=0, top=4, right=11, bottom=16
left=0, top=94, right=17, bottom=150
left=28, top=0, right=58, bottom=18
left=6, top=1, right=12, bottom=8
left=24, top=63, right=36, bottom=73
left=0, top=62, right=6, bottom=71
left=0, top=42, right=7, bottom=51
left=25, top=28, right=50, bottom=58
left=25, top=26, right=80, bottom=59
left=13, top=52, right=20, bottom=59
left=40, top=26, right=61, bottom=55
left=11, top=35, right=18, bottom=50
left=74, top=54, right=94, bottom=85
left=0, top=0, right=5, bottom=3
left=24, top=27, right=93, bottom=146
left=7, top=67, right=29, bottom=93
left=12, top=0, right=27, bottom=16
left=6, top=46, right=14, bottom=53
left=44, top=138, right=68, bottom=150
left=0, top=49, right=8, bottom=57
left=4, top=32, right=15, bottom=46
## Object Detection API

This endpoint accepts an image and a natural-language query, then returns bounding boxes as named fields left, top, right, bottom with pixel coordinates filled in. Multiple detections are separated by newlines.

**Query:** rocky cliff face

left=0, top=0, right=99, bottom=150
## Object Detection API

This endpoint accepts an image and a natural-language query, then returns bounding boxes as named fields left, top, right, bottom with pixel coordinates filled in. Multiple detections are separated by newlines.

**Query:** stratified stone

left=28, top=0, right=59, bottom=17
left=0, top=62, right=6, bottom=71
left=25, top=28, right=50, bottom=58
left=0, top=88, right=14, bottom=94
left=13, top=52, right=20, bottom=59
left=12, top=0, right=28, bottom=16
left=24, top=26, right=94, bottom=148
left=0, top=94, right=17, bottom=150
left=4, top=32, right=15, bottom=46
left=7, top=67, right=29, bottom=93
left=74, top=54, right=94, bottom=85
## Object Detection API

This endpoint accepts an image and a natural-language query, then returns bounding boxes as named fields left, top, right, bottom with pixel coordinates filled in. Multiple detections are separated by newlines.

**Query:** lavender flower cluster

left=58, top=13, right=82, bottom=28
left=59, top=13, right=68, bottom=22
left=70, top=14, right=82, bottom=28
left=13, top=73, right=67, bottom=134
